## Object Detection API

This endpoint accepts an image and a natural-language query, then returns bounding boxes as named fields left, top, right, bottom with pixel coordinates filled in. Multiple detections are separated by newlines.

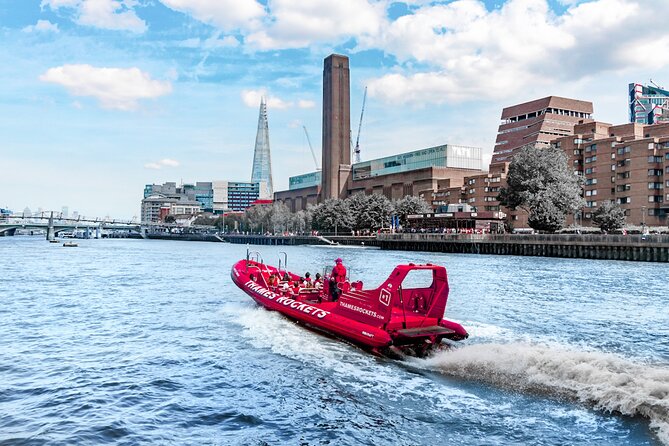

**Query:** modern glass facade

left=351, top=144, right=481, bottom=181
left=227, top=181, right=261, bottom=211
left=629, top=83, right=669, bottom=125
left=289, top=171, right=322, bottom=190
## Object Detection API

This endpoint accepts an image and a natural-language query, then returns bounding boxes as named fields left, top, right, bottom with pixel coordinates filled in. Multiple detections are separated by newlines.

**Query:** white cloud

left=297, top=99, right=316, bottom=109
left=39, top=64, right=172, bottom=111
left=158, top=0, right=265, bottom=31
left=241, top=89, right=292, bottom=109
left=22, top=19, right=60, bottom=33
left=144, top=158, right=180, bottom=170
left=364, top=0, right=669, bottom=105
left=179, top=33, right=239, bottom=49
left=246, top=0, right=385, bottom=49
left=41, top=0, right=146, bottom=32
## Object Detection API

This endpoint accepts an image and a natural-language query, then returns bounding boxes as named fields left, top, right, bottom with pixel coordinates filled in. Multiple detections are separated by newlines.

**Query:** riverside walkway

left=377, top=233, right=669, bottom=262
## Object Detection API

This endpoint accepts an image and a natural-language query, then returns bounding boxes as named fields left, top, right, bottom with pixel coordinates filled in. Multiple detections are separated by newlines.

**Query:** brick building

left=554, top=121, right=669, bottom=226
left=492, top=96, right=593, bottom=164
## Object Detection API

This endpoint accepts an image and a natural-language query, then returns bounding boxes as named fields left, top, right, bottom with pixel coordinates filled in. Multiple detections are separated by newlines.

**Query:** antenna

left=650, top=79, right=665, bottom=90
left=354, top=86, right=367, bottom=164
left=303, top=126, right=320, bottom=170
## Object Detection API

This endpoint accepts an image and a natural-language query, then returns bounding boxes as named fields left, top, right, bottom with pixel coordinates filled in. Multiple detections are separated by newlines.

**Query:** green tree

left=311, top=198, right=354, bottom=233
left=346, top=193, right=393, bottom=230
left=498, top=144, right=584, bottom=232
left=592, top=200, right=626, bottom=232
left=164, top=214, right=176, bottom=223
left=245, top=204, right=272, bottom=233
left=393, top=195, right=432, bottom=226
left=269, top=202, right=291, bottom=234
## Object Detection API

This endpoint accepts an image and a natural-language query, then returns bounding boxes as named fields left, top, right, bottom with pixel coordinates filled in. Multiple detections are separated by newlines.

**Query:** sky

left=1, top=0, right=668, bottom=219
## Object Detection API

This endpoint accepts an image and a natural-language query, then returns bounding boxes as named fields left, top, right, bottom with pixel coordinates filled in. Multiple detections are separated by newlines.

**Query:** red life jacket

left=331, top=264, right=347, bottom=282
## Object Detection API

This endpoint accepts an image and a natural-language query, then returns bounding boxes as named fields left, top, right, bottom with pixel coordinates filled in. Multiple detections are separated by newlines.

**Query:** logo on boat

left=379, top=289, right=391, bottom=306
left=245, top=280, right=329, bottom=319
left=339, top=301, right=385, bottom=321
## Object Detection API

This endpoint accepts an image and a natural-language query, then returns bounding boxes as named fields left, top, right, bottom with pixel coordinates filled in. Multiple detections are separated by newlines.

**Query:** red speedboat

left=231, top=252, right=468, bottom=356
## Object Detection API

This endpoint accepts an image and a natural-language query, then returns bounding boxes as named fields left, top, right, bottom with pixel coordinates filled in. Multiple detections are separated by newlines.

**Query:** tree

left=592, top=200, right=626, bottom=232
left=346, top=193, right=393, bottom=230
left=498, top=144, right=584, bottom=232
left=164, top=214, right=176, bottom=223
left=269, top=202, right=291, bottom=233
left=393, top=195, right=432, bottom=226
left=245, top=204, right=272, bottom=233
left=311, top=198, right=354, bottom=233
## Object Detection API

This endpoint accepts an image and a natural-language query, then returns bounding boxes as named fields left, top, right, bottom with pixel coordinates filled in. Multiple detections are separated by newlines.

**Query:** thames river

left=1, top=237, right=668, bottom=445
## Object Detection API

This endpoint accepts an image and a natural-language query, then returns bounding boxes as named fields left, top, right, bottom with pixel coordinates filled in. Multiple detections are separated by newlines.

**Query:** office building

left=492, top=96, right=593, bottom=163
left=142, top=180, right=264, bottom=221
left=629, top=82, right=669, bottom=125
left=251, top=97, right=274, bottom=199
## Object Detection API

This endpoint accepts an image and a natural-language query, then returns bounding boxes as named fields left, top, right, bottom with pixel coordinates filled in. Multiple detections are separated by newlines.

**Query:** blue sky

left=1, top=0, right=668, bottom=219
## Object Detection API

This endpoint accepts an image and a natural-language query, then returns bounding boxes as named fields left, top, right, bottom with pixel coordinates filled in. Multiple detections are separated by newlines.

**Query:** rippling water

left=1, top=237, right=668, bottom=445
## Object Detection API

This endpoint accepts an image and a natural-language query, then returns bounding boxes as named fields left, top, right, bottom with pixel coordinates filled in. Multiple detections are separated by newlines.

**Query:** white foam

left=418, top=342, right=669, bottom=444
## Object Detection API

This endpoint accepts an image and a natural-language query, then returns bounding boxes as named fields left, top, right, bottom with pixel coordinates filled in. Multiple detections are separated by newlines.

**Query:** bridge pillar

left=46, top=212, right=55, bottom=241
left=84, top=227, right=90, bottom=239
left=95, top=225, right=101, bottom=239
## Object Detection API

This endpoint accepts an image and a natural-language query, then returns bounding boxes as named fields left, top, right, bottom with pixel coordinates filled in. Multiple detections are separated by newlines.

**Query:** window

left=585, top=190, right=598, bottom=196
left=586, top=201, right=597, bottom=208
left=468, top=188, right=476, bottom=194
left=617, top=197, right=631, bottom=204
left=648, top=169, right=663, bottom=176
left=648, top=182, right=663, bottom=189
left=665, top=153, right=669, bottom=160
left=573, top=149, right=582, bottom=155
left=617, top=172, right=630, bottom=179
left=617, top=184, right=631, bottom=192
left=618, top=159, right=631, bottom=167
left=611, top=164, right=616, bottom=171
left=585, top=178, right=598, bottom=185
left=617, top=146, right=631, bottom=155
left=585, top=144, right=597, bottom=152
left=467, top=179, right=476, bottom=185
left=585, top=156, right=597, bottom=163
left=611, top=153, right=616, bottom=159
left=648, top=156, right=662, bottom=163
left=484, top=196, right=497, bottom=202
left=649, top=195, right=663, bottom=203
left=585, top=167, right=597, bottom=174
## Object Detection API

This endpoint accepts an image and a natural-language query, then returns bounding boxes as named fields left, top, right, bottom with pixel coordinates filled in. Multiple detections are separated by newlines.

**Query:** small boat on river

left=62, top=241, right=78, bottom=247
left=231, top=251, right=468, bottom=356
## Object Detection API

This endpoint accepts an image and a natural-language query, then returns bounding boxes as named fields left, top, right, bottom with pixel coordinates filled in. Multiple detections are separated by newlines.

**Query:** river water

left=1, top=237, right=668, bottom=445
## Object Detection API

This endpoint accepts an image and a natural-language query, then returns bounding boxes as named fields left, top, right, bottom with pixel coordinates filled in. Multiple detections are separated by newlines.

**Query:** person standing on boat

left=329, top=258, right=347, bottom=301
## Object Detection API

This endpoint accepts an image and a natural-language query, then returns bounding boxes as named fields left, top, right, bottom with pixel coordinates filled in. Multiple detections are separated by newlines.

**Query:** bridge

left=0, top=212, right=216, bottom=241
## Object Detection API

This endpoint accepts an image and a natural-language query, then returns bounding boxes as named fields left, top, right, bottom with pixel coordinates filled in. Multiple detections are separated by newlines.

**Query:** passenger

left=303, top=272, right=313, bottom=288
left=280, top=281, right=291, bottom=295
left=249, top=273, right=257, bottom=282
left=329, top=258, right=347, bottom=302
left=267, top=273, right=278, bottom=288
left=282, top=272, right=291, bottom=282
left=292, top=281, right=302, bottom=295
left=314, top=273, right=323, bottom=290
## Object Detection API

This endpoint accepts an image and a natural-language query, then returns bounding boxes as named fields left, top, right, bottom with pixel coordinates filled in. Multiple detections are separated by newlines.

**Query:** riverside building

left=141, top=180, right=265, bottom=222
left=492, top=96, right=593, bottom=164
left=553, top=120, right=669, bottom=227
left=273, top=53, right=484, bottom=212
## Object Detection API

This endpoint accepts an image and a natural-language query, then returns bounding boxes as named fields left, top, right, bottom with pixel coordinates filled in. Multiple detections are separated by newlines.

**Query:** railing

left=378, top=233, right=669, bottom=245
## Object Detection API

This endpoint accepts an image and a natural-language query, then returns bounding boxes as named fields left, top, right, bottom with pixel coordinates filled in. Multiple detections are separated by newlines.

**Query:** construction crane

left=353, top=86, right=367, bottom=164
left=303, top=126, right=320, bottom=170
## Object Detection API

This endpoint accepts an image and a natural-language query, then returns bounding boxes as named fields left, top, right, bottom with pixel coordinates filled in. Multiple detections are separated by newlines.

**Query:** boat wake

left=414, top=342, right=669, bottom=444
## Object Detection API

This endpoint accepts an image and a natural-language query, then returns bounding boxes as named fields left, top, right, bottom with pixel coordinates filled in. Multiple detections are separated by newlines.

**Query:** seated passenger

left=282, top=272, right=291, bottom=282
left=249, top=273, right=257, bottom=282
left=292, top=281, right=302, bottom=294
left=303, top=272, right=313, bottom=288
left=314, top=273, right=323, bottom=290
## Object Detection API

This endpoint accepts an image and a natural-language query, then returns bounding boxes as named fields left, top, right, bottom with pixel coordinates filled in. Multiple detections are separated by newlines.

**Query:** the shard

left=251, top=97, right=273, bottom=199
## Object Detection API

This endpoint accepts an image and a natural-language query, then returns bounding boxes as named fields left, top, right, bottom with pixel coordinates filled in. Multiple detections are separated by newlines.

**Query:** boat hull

left=231, top=260, right=393, bottom=349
